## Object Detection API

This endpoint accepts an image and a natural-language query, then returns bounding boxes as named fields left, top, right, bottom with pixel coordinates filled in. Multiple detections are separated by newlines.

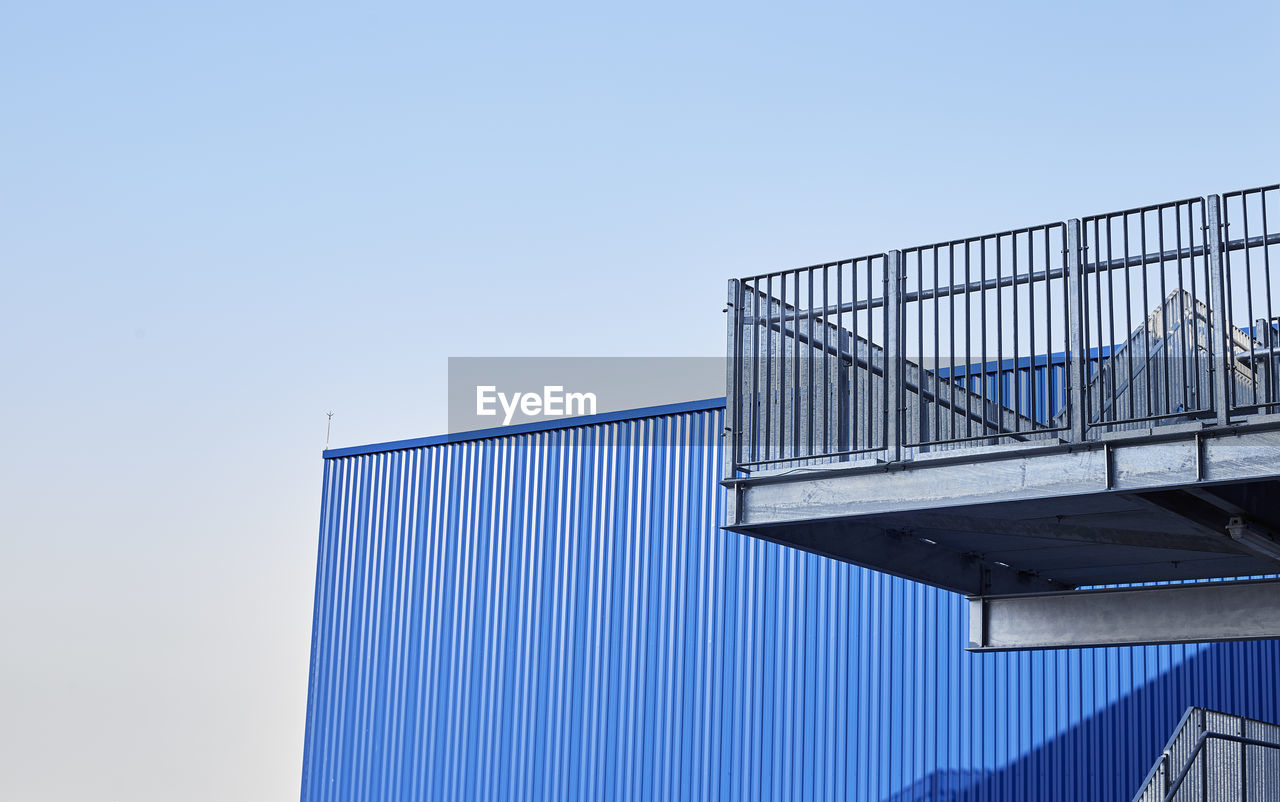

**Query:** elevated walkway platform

left=728, top=416, right=1280, bottom=594
left=723, top=185, right=1280, bottom=648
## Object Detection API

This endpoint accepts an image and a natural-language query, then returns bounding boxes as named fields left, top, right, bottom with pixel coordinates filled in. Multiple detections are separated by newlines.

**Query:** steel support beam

left=967, top=578, right=1280, bottom=651
left=729, top=421, right=1280, bottom=527
left=896, top=509, right=1245, bottom=555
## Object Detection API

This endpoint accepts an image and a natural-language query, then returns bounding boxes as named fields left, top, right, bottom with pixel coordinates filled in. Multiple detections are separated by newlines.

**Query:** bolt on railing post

left=724, top=279, right=744, bottom=488
left=886, top=251, right=903, bottom=463
left=1067, top=219, right=1088, bottom=442
left=1207, top=195, right=1231, bottom=426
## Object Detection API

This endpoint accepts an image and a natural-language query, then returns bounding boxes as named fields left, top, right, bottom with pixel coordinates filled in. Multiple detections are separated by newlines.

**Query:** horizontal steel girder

left=967, top=578, right=1280, bottom=651
left=728, top=421, right=1280, bottom=528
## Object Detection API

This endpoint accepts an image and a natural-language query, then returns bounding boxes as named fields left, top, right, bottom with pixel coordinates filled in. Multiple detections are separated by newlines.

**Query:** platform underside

left=726, top=422, right=1280, bottom=596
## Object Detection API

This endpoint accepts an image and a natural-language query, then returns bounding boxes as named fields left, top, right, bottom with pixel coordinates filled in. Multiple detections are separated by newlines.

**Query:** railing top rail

left=739, top=185, right=1275, bottom=286
left=739, top=236, right=1277, bottom=322
left=898, top=220, right=1066, bottom=256
left=1222, top=182, right=1280, bottom=199
left=1080, top=194, right=1206, bottom=223
left=739, top=252, right=885, bottom=284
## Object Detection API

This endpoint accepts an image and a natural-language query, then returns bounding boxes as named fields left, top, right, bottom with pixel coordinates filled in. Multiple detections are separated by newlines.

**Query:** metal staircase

left=1132, top=707, right=1280, bottom=802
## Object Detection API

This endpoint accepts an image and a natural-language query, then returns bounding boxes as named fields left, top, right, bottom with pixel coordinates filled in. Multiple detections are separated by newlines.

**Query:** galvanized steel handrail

left=744, top=233, right=1280, bottom=323
left=1133, top=707, right=1280, bottom=802
left=725, top=184, right=1280, bottom=473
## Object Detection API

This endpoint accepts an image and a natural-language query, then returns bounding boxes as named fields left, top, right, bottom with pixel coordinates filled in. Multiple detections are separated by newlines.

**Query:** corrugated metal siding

left=301, top=403, right=1280, bottom=801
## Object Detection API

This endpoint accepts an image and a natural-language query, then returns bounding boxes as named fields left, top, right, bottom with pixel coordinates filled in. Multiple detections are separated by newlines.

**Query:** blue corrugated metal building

left=301, top=397, right=1280, bottom=801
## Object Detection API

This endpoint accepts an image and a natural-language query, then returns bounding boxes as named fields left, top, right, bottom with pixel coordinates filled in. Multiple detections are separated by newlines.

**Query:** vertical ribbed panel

left=301, top=405, right=1280, bottom=801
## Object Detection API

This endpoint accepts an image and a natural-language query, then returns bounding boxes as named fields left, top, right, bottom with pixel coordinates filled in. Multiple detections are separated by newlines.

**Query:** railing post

left=886, top=251, right=903, bottom=463
left=1067, top=219, right=1088, bottom=442
left=724, top=279, right=743, bottom=486
left=1207, top=195, right=1231, bottom=426
left=1240, top=715, right=1248, bottom=802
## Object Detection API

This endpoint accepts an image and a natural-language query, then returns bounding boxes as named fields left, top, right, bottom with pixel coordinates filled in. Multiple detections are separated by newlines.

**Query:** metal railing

left=900, top=223, right=1070, bottom=450
left=1079, top=197, right=1214, bottom=430
left=725, top=184, right=1280, bottom=475
left=1132, top=707, right=1280, bottom=802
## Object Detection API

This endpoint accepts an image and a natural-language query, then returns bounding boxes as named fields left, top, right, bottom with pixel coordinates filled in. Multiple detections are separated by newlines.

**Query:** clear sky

left=1, top=1, right=1277, bottom=799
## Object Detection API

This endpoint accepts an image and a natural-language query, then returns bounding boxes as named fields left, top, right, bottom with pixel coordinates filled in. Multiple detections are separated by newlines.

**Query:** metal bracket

left=1194, top=431, right=1205, bottom=482
left=1103, top=442, right=1113, bottom=490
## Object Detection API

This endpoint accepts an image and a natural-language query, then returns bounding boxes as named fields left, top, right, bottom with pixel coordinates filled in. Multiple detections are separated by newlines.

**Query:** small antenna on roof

left=326, top=411, right=335, bottom=448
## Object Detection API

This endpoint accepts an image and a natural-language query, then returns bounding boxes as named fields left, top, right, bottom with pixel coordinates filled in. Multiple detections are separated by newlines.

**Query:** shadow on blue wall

left=882, top=641, right=1279, bottom=802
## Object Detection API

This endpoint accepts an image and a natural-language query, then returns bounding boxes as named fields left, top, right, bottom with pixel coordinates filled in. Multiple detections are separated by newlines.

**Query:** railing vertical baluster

left=949, top=243, right=957, bottom=437
left=1236, top=195, right=1256, bottom=408
left=765, top=274, right=774, bottom=462
left=1175, top=204, right=1192, bottom=412
left=805, top=266, right=815, bottom=458
left=870, top=255, right=880, bottom=452
left=838, top=263, right=849, bottom=457
left=1122, top=213, right=1135, bottom=422
left=792, top=271, right=801, bottom=458
left=887, top=251, right=903, bottom=463
left=1013, top=235, right=1022, bottom=428
left=838, top=327, right=850, bottom=458
left=851, top=262, right=861, bottom=452
left=822, top=264, right=830, bottom=456
left=1146, top=212, right=1157, bottom=419
left=750, top=280, right=760, bottom=464
left=1207, top=194, right=1231, bottom=426
left=1067, top=219, right=1088, bottom=442
left=1028, top=232, right=1037, bottom=428
left=1185, top=206, right=1203, bottom=409
left=996, top=237, right=1004, bottom=430
left=779, top=273, right=787, bottom=460
left=1261, top=190, right=1275, bottom=408
left=932, top=248, right=941, bottom=444
left=979, top=240, right=988, bottom=437
left=963, top=240, right=972, bottom=439
left=1157, top=210, right=1171, bottom=417
left=1105, top=218, right=1119, bottom=424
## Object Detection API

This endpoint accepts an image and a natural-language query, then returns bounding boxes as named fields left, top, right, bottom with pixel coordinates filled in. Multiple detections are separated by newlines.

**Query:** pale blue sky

left=1, top=2, right=1277, bottom=799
